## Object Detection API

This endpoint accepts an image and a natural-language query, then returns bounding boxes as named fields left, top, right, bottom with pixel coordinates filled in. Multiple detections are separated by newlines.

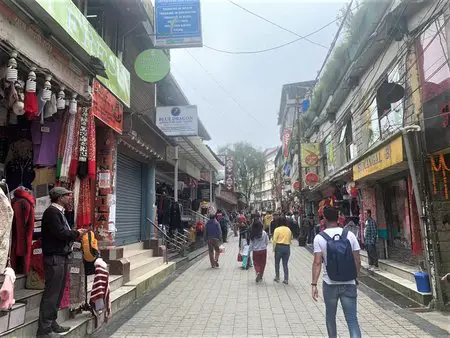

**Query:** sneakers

left=52, top=323, right=70, bottom=333
left=373, top=266, right=380, bottom=272
left=368, top=265, right=374, bottom=271
left=283, top=280, right=289, bottom=285
left=274, top=277, right=280, bottom=283
left=256, top=273, right=262, bottom=283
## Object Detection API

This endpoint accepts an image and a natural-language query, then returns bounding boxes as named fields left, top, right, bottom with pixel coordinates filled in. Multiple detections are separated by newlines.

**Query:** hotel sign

left=353, top=137, right=403, bottom=180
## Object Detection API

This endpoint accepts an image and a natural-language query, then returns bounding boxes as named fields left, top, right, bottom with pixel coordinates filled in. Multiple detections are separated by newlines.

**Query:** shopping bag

left=242, top=255, right=248, bottom=268
left=242, top=245, right=249, bottom=256
left=219, top=245, right=225, bottom=253
left=237, top=253, right=243, bottom=262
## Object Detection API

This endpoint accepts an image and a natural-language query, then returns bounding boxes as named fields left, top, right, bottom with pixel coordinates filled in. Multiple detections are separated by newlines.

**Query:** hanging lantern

left=13, top=80, right=25, bottom=116
left=24, top=66, right=38, bottom=120
left=69, top=93, right=77, bottom=114
left=25, top=67, right=37, bottom=92
left=57, top=86, right=66, bottom=110
left=6, top=51, right=18, bottom=83
left=42, top=74, right=52, bottom=101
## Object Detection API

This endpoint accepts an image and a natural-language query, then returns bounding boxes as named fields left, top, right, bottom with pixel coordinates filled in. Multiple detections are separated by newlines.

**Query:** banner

left=92, top=80, right=124, bottom=134
left=154, top=0, right=203, bottom=48
left=282, top=129, right=292, bottom=158
left=224, top=156, right=235, bottom=192
left=156, top=105, right=198, bottom=136
left=301, top=143, right=320, bottom=167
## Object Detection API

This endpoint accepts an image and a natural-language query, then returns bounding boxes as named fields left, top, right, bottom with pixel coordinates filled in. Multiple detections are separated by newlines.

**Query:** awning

left=177, top=136, right=223, bottom=173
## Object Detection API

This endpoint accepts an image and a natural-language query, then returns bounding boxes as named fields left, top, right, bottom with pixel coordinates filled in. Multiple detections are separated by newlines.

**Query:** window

left=325, top=134, right=334, bottom=173
left=368, top=97, right=380, bottom=147
left=339, top=119, right=354, bottom=162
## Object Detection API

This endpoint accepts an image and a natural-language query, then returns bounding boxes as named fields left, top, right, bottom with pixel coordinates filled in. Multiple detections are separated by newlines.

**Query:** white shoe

left=368, top=265, right=374, bottom=271
left=373, top=267, right=380, bottom=272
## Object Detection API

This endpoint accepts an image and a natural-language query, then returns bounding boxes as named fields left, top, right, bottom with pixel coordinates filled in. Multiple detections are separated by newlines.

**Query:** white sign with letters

left=156, top=105, right=198, bottom=137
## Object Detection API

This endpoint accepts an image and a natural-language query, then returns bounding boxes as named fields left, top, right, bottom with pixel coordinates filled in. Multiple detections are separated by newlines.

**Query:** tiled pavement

left=107, top=236, right=449, bottom=338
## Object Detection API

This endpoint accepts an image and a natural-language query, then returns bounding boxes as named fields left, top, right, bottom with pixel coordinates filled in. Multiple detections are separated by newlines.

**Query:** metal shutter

left=115, top=153, right=142, bottom=245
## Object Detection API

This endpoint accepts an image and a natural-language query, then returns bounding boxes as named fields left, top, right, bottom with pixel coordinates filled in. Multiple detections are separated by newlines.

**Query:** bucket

left=414, top=271, right=431, bottom=293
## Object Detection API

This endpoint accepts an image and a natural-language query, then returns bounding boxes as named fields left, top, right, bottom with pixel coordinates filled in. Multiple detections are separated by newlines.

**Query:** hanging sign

left=154, top=0, right=203, bottom=48
left=156, top=105, right=198, bottom=136
left=305, top=172, right=320, bottom=188
left=92, top=80, right=124, bottom=134
left=135, top=49, right=170, bottom=83
left=293, top=181, right=301, bottom=191
left=224, top=156, right=235, bottom=192
left=301, top=143, right=320, bottom=167
left=282, top=129, right=292, bottom=158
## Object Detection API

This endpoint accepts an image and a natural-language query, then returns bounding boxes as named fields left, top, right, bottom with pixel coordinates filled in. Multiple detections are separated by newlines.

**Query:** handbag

left=237, top=253, right=243, bottom=262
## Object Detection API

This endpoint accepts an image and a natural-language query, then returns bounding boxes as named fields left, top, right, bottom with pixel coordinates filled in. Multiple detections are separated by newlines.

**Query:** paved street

left=106, top=237, right=449, bottom=338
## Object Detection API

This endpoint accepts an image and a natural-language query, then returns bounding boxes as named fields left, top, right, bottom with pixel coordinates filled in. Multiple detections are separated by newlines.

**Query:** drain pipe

left=402, top=125, right=443, bottom=308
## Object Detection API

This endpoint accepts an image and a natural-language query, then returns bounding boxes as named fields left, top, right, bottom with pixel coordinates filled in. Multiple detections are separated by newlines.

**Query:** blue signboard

left=155, top=0, right=203, bottom=48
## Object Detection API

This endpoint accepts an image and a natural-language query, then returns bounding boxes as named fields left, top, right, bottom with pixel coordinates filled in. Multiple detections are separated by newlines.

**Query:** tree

left=218, top=142, right=266, bottom=205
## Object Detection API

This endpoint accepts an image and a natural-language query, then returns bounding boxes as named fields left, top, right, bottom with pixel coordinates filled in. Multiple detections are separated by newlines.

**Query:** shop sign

left=135, top=49, right=170, bottom=83
left=283, top=163, right=291, bottom=178
left=92, top=80, right=124, bottom=134
left=0, top=3, right=85, bottom=95
left=293, top=181, right=301, bottom=191
left=301, top=143, right=320, bottom=167
left=353, top=136, right=404, bottom=181
left=154, top=0, right=203, bottom=48
left=423, top=90, right=450, bottom=153
left=156, top=105, right=198, bottom=136
left=34, top=0, right=131, bottom=107
left=224, top=156, right=235, bottom=192
left=305, top=172, right=319, bottom=188
left=282, top=129, right=292, bottom=158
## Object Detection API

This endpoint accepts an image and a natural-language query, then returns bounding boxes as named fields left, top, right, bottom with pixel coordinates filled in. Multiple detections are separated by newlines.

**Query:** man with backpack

left=311, top=206, right=362, bottom=338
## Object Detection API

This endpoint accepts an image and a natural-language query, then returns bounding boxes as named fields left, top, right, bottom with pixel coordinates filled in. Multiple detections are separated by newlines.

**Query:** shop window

left=417, top=15, right=450, bottom=103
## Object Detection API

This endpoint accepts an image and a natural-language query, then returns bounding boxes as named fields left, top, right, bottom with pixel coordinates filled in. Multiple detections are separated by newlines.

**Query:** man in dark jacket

left=204, top=214, right=222, bottom=268
left=37, top=187, right=87, bottom=338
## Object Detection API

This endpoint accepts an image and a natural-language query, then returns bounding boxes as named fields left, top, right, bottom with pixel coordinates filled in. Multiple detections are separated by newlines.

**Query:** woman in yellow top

left=272, top=216, right=293, bottom=284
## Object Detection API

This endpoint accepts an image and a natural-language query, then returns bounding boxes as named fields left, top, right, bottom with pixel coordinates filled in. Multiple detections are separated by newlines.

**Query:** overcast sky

left=170, top=0, right=347, bottom=152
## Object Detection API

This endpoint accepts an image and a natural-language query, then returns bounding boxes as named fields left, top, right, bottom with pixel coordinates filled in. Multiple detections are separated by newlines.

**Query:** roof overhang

left=177, top=136, right=223, bottom=173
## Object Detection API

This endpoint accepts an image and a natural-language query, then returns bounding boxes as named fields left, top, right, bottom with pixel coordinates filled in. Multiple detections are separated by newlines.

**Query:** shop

left=353, top=135, right=423, bottom=265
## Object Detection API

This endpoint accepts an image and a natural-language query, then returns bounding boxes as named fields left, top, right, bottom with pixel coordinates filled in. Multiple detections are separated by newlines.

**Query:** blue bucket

left=414, top=272, right=431, bottom=293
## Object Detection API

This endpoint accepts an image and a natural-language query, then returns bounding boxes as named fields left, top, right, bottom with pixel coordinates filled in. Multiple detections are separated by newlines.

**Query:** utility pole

left=296, top=96, right=304, bottom=220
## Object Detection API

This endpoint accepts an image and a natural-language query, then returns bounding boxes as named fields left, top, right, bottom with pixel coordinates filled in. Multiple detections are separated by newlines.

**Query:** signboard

left=92, top=79, right=124, bottom=134
left=135, top=49, right=170, bottom=83
left=423, top=89, right=450, bottom=153
left=34, top=0, right=131, bottom=107
left=301, top=143, right=320, bottom=167
left=353, top=136, right=404, bottom=180
left=305, top=172, right=319, bottom=188
left=283, top=163, right=291, bottom=178
left=224, top=156, right=235, bottom=192
left=154, top=0, right=203, bottom=48
left=156, top=105, right=198, bottom=136
left=282, top=129, right=292, bottom=158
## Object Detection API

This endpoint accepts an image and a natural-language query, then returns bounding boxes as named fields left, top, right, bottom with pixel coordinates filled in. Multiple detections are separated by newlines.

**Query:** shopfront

left=353, top=135, right=423, bottom=265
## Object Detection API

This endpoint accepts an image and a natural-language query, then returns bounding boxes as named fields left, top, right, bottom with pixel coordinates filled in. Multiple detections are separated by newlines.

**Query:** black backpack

left=319, top=228, right=357, bottom=282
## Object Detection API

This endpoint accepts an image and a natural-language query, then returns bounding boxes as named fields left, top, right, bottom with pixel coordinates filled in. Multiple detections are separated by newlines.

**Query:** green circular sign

left=135, top=49, right=170, bottom=83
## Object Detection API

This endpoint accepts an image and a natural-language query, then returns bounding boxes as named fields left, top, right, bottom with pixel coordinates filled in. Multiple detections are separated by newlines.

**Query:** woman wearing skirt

left=249, top=221, right=269, bottom=282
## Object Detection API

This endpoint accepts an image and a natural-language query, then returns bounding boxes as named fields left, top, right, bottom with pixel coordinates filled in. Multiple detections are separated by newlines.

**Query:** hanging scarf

left=69, top=108, right=82, bottom=179
left=76, top=177, right=91, bottom=228
left=87, top=108, right=96, bottom=179
left=77, top=107, right=89, bottom=178
left=56, top=110, right=69, bottom=179
left=60, top=111, right=77, bottom=182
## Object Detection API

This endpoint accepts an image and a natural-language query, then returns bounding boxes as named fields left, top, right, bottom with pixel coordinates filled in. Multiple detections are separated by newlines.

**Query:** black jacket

left=41, top=205, right=79, bottom=256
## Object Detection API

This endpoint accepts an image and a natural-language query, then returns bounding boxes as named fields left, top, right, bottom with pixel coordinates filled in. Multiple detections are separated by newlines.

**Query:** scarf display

left=87, top=108, right=96, bottom=179
left=60, top=271, right=70, bottom=309
left=59, top=110, right=77, bottom=182
left=76, top=177, right=91, bottom=229
left=26, top=240, right=44, bottom=290
left=56, top=110, right=69, bottom=179
left=77, top=107, right=88, bottom=178
left=69, top=108, right=81, bottom=179
left=68, top=251, right=86, bottom=310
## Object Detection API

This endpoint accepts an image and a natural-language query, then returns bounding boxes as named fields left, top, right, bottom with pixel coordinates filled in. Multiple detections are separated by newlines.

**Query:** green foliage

left=218, top=142, right=266, bottom=203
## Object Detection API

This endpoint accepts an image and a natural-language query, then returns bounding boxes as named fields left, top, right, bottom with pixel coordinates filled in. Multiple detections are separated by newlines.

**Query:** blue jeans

left=274, top=244, right=290, bottom=281
left=323, top=282, right=361, bottom=338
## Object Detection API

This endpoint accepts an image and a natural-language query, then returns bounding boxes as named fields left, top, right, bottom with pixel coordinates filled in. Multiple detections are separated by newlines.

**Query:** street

left=101, top=237, right=448, bottom=338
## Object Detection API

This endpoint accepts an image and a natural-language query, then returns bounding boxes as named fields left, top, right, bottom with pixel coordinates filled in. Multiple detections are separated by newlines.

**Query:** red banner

left=282, top=129, right=292, bottom=158
left=92, top=79, right=123, bottom=134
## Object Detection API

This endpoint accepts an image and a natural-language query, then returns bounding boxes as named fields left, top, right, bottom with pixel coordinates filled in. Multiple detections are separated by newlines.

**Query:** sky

left=170, top=0, right=347, bottom=152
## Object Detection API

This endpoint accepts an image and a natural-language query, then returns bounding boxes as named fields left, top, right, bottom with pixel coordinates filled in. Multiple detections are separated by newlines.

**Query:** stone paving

left=109, top=236, right=449, bottom=337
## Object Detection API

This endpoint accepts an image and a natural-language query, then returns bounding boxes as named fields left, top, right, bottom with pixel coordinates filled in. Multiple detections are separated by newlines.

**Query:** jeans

left=366, top=243, right=378, bottom=267
left=274, top=244, right=290, bottom=281
left=323, top=282, right=361, bottom=338
left=207, top=239, right=220, bottom=266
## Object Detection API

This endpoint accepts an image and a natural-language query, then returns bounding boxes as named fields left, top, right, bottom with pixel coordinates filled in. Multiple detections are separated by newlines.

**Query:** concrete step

left=0, top=275, right=123, bottom=338
left=123, top=249, right=154, bottom=265
left=361, top=261, right=432, bottom=306
left=360, top=250, right=418, bottom=283
left=130, top=257, right=164, bottom=281
left=118, top=242, right=145, bottom=252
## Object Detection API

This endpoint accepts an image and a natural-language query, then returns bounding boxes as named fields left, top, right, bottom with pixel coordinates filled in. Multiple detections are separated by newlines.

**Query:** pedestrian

left=263, top=211, right=273, bottom=235
left=272, top=216, right=292, bottom=284
left=204, top=214, right=222, bottom=268
left=364, top=209, right=379, bottom=271
left=37, top=187, right=87, bottom=338
left=216, top=209, right=229, bottom=243
left=312, top=206, right=362, bottom=338
left=249, top=221, right=269, bottom=283
left=238, top=216, right=252, bottom=269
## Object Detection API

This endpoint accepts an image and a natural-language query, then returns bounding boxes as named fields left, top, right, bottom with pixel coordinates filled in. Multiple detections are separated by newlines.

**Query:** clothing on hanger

left=0, top=183, right=13, bottom=271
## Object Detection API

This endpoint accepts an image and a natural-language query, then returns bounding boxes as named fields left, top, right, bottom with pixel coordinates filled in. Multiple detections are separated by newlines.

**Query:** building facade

left=250, top=147, right=278, bottom=211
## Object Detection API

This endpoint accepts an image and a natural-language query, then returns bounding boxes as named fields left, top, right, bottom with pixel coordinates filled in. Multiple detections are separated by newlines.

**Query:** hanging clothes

left=58, top=109, right=77, bottom=182
left=76, top=177, right=91, bottom=229
left=26, top=240, right=45, bottom=290
left=68, top=252, right=86, bottom=310
left=11, top=187, right=35, bottom=275
left=5, top=139, right=34, bottom=191
left=0, top=267, right=16, bottom=310
left=69, top=109, right=81, bottom=179
left=87, top=108, right=96, bottom=179
left=56, top=110, right=69, bottom=178
left=77, top=107, right=89, bottom=178
left=30, top=118, right=62, bottom=167
left=169, top=201, right=182, bottom=231
left=89, top=258, right=111, bottom=323
left=0, top=187, right=13, bottom=270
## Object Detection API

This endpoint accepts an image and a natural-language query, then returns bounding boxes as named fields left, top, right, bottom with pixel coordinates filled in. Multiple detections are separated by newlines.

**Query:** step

left=130, top=257, right=164, bottom=281
left=360, top=251, right=418, bottom=283
left=123, top=249, right=154, bottom=264
left=117, top=242, right=145, bottom=252
left=0, top=275, right=123, bottom=338
left=126, top=262, right=176, bottom=298
left=361, top=261, right=432, bottom=306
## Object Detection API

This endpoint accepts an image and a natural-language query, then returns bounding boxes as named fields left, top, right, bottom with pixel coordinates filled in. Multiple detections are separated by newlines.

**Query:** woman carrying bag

left=249, top=221, right=269, bottom=283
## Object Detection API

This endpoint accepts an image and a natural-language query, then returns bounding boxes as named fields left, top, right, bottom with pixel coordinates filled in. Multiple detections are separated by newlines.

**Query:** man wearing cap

left=37, top=187, right=87, bottom=338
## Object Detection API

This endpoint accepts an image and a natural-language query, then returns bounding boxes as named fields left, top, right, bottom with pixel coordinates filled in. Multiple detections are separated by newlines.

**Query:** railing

left=146, top=218, right=190, bottom=263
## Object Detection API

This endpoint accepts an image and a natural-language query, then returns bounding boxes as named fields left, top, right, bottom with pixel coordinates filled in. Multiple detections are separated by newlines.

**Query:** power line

left=226, top=0, right=328, bottom=49
left=184, top=49, right=267, bottom=128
